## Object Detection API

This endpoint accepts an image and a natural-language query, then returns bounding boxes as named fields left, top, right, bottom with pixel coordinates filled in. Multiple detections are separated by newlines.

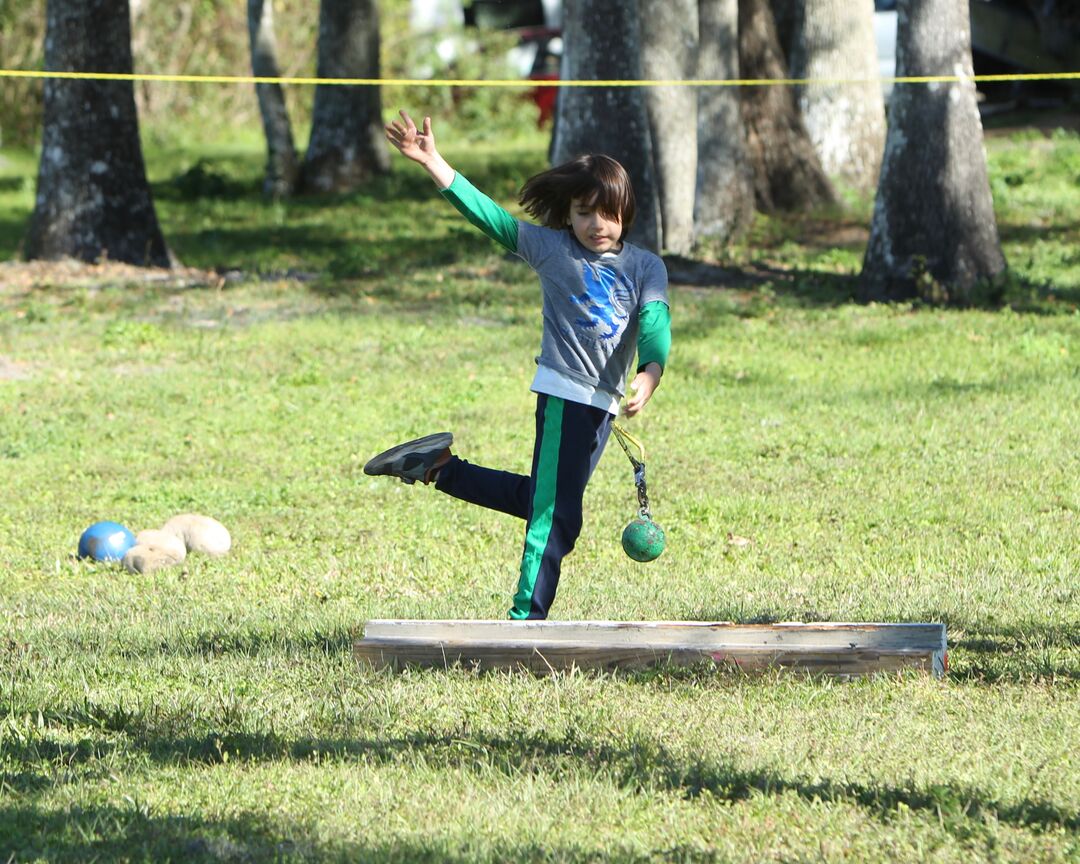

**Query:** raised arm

left=385, top=109, right=519, bottom=253
left=384, top=110, right=455, bottom=189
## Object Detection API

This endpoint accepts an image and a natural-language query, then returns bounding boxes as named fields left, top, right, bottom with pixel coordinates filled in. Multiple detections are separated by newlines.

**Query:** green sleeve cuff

left=439, top=172, right=519, bottom=253
left=637, top=301, right=671, bottom=372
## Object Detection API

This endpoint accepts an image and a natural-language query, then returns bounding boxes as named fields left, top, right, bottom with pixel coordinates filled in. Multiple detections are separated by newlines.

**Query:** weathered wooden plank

left=362, top=619, right=946, bottom=653
left=353, top=636, right=941, bottom=676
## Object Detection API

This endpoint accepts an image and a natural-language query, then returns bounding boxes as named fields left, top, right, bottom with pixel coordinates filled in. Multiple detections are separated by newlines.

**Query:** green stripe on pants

left=510, top=396, right=563, bottom=619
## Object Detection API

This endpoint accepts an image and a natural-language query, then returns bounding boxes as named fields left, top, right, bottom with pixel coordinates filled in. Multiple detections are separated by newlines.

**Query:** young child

left=365, top=111, right=671, bottom=620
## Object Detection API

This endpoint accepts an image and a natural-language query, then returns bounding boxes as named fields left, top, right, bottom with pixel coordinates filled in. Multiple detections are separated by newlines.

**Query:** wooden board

left=364, top=619, right=944, bottom=649
left=354, top=620, right=947, bottom=678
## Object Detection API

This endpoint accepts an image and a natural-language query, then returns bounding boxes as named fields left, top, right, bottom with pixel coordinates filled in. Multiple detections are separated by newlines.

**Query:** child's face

left=569, top=197, right=623, bottom=253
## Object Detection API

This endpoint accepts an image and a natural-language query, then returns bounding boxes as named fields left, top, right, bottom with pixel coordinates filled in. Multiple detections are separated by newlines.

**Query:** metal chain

left=612, top=423, right=651, bottom=520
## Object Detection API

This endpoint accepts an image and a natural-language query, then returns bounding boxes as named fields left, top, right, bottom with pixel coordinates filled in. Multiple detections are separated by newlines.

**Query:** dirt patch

left=664, top=254, right=860, bottom=291
left=663, top=257, right=769, bottom=290
left=793, top=220, right=869, bottom=250
left=0, top=259, right=223, bottom=293
left=983, top=106, right=1080, bottom=138
left=0, top=356, right=30, bottom=381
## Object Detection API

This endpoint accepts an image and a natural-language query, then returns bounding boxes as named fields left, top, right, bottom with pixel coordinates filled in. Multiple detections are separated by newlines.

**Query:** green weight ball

left=621, top=517, right=666, bottom=562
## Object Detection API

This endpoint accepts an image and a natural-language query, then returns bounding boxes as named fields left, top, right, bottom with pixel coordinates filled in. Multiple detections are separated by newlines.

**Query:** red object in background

left=529, top=74, right=558, bottom=126
left=517, top=26, right=561, bottom=127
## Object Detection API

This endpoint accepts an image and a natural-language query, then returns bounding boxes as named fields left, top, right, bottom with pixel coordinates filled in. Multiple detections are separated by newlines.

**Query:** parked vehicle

left=970, top=0, right=1080, bottom=103
left=874, top=0, right=898, bottom=98
left=876, top=0, right=1079, bottom=104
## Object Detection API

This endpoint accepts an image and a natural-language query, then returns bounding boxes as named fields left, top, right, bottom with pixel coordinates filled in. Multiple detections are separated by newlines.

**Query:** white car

left=874, top=0, right=898, bottom=99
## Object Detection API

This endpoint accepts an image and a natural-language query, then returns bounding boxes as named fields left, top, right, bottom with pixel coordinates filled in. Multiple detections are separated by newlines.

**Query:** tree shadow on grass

left=0, top=769, right=52, bottom=796
left=997, top=220, right=1080, bottom=246
left=1000, top=280, right=1080, bottom=314
left=943, top=622, right=1080, bottom=684
left=991, top=222, right=1080, bottom=313
left=185, top=732, right=1080, bottom=837
left=165, top=223, right=346, bottom=264
left=164, top=222, right=505, bottom=294
left=150, top=145, right=544, bottom=210
left=0, top=214, right=28, bottom=260
left=664, top=255, right=860, bottom=311
left=671, top=256, right=1080, bottom=316
left=4, top=726, right=1075, bottom=850
left=0, top=800, right=696, bottom=864
left=903, top=611, right=1080, bottom=683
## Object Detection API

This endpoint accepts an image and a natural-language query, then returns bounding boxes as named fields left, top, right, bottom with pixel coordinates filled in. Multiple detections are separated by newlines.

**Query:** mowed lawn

left=0, top=123, right=1078, bottom=862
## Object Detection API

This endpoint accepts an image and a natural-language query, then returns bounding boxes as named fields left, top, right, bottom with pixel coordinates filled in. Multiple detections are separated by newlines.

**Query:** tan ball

left=122, top=544, right=184, bottom=575
left=162, top=513, right=232, bottom=556
left=135, top=529, right=187, bottom=563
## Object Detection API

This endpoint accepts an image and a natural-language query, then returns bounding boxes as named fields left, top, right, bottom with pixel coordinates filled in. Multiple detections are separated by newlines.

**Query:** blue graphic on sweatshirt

left=572, top=261, right=633, bottom=341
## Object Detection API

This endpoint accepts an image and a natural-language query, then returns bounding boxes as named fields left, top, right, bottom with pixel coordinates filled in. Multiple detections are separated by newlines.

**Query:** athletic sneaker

left=363, top=432, right=453, bottom=485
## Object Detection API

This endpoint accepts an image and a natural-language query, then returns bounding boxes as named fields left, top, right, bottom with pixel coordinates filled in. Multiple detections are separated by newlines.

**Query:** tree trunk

left=695, top=0, right=754, bottom=244
left=249, top=0, right=299, bottom=198
left=790, top=0, right=885, bottom=190
left=640, top=0, right=697, bottom=256
left=859, top=0, right=1005, bottom=304
left=25, top=0, right=170, bottom=266
left=301, top=0, right=389, bottom=194
left=738, top=0, right=835, bottom=212
left=550, top=0, right=660, bottom=252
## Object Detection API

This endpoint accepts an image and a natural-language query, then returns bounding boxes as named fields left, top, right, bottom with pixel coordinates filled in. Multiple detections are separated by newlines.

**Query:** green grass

left=1, top=122, right=1078, bottom=862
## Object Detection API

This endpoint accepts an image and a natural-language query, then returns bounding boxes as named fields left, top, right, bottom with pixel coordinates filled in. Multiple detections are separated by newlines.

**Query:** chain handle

left=612, top=423, right=651, bottom=520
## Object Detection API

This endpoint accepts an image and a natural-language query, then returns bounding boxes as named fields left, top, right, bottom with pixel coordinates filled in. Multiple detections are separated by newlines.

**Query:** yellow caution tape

left=0, top=69, right=1077, bottom=87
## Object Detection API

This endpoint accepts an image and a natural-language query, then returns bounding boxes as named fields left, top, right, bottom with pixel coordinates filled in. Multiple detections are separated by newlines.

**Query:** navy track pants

left=435, top=394, right=613, bottom=619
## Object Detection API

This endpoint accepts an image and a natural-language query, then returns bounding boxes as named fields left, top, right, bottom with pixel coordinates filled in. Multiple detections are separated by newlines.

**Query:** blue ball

left=78, top=521, right=136, bottom=562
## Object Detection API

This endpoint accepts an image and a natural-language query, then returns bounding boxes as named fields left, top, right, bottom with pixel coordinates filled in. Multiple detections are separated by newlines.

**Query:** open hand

left=385, top=110, right=438, bottom=165
left=622, top=363, right=662, bottom=418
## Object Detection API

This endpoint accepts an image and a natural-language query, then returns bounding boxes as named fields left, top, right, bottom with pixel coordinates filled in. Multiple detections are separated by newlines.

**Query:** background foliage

left=0, top=0, right=539, bottom=149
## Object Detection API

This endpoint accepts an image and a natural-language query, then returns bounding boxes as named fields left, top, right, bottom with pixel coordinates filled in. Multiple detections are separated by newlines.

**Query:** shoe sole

left=363, top=432, right=453, bottom=477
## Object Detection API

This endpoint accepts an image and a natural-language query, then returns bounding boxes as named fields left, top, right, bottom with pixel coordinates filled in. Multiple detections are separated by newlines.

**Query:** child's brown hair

left=519, top=154, right=636, bottom=235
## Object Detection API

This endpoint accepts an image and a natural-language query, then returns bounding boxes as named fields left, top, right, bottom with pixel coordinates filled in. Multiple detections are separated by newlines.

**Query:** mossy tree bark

left=550, top=0, right=660, bottom=253
left=301, top=0, right=389, bottom=194
left=640, top=0, right=698, bottom=256
left=790, top=0, right=885, bottom=191
left=25, top=0, right=170, bottom=266
left=248, top=0, right=299, bottom=198
left=859, top=0, right=1005, bottom=304
left=738, top=0, right=835, bottom=212
left=695, top=0, right=754, bottom=245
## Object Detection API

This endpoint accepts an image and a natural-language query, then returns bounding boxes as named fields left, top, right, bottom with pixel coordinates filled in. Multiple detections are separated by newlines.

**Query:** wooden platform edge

left=354, top=635, right=946, bottom=678
left=362, top=619, right=946, bottom=651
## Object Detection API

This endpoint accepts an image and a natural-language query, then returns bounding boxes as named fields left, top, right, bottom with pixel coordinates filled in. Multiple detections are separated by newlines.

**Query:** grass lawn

left=0, top=119, right=1078, bottom=862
